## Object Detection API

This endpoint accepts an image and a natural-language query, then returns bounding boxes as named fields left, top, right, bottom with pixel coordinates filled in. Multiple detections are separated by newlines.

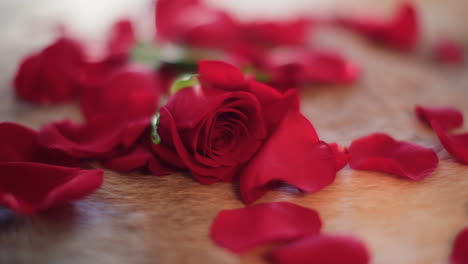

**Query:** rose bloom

left=151, top=60, right=300, bottom=183
left=151, top=60, right=336, bottom=195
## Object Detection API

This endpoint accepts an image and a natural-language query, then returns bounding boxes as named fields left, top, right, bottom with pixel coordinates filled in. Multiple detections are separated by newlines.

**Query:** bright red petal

left=415, top=105, right=463, bottom=130
left=270, top=234, right=370, bottom=264
left=106, top=18, right=136, bottom=61
left=239, top=111, right=336, bottom=204
left=450, top=227, right=468, bottom=264
left=0, top=162, right=103, bottom=215
left=210, top=202, right=322, bottom=253
left=431, top=121, right=468, bottom=164
left=349, top=133, right=439, bottom=180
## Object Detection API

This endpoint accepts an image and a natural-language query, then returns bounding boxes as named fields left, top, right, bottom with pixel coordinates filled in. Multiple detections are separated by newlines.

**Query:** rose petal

left=14, top=37, right=84, bottom=104
left=431, top=120, right=468, bottom=164
left=337, top=2, right=419, bottom=51
left=435, top=39, right=464, bottom=65
left=329, top=142, right=349, bottom=171
left=415, top=105, right=464, bottom=130
left=0, top=162, right=103, bottom=215
left=210, top=202, right=322, bottom=253
left=450, top=227, right=468, bottom=264
left=198, top=60, right=247, bottom=90
left=239, top=111, right=336, bottom=204
left=349, top=133, right=439, bottom=180
left=106, top=18, right=136, bottom=61
left=38, top=118, right=150, bottom=159
left=0, top=122, right=78, bottom=167
left=270, top=234, right=370, bottom=264
left=80, top=64, right=160, bottom=124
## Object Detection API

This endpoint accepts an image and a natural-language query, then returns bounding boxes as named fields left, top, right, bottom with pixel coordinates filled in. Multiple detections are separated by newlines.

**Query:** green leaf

left=131, top=42, right=160, bottom=68
left=151, top=111, right=161, bottom=145
left=243, top=65, right=271, bottom=83
left=170, top=74, right=199, bottom=95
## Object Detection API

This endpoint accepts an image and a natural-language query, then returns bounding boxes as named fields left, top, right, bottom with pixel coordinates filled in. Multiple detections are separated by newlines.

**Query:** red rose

left=152, top=61, right=337, bottom=203
left=14, top=37, right=84, bottom=104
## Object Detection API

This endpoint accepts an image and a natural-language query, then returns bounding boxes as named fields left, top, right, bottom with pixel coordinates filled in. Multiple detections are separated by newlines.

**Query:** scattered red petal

left=435, top=39, right=464, bottom=65
left=106, top=18, right=136, bottom=62
left=80, top=64, right=160, bottom=123
left=431, top=120, right=468, bottom=164
left=38, top=118, right=150, bottom=159
left=14, top=37, right=84, bottom=104
left=349, top=133, right=438, bottom=180
left=0, top=162, right=103, bottom=215
left=210, top=202, right=322, bottom=253
left=329, top=142, right=349, bottom=171
left=239, top=111, right=336, bottom=204
left=415, top=105, right=463, bottom=130
left=337, top=2, right=419, bottom=51
left=450, top=227, right=468, bottom=264
left=270, top=234, right=370, bottom=264
left=0, top=122, right=78, bottom=167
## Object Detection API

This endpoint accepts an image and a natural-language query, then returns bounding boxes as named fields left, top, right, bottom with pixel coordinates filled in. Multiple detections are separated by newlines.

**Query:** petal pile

left=450, top=227, right=468, bottom=264
left=0, top=122, right=103, bottom=214
left=348, top=133, right=438, bottom=180
left=210, top=202, right=322, bottom=253
left=270, top=234, right=370, bottom=264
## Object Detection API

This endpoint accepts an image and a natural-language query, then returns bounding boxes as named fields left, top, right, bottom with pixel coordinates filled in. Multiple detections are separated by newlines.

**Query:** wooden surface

left=1, top=0, right=468, bottom=263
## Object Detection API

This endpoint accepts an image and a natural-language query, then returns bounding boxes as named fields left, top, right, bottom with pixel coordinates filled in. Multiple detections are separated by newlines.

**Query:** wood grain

left=0, top=0, right=467, bottom=263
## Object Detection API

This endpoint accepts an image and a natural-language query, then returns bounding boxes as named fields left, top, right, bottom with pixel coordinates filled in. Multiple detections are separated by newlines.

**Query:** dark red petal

left=431, top=121, right=468, bottom=164
left=0, top=122, right=78, bottom=167
left=210, top=202, right=322, bottom=253
left=435, top=39, right=464, bottom=65
left=198, top=60, right=247, bottom=90
left=0, top=162, right=103, bottom=215
left=450, top=227, right=468, bottom=264
left=239, top=111, right=336, bottom=204
left=329, top=142, right=349, bottom=171
left=270, top=234, right=370, bottom=264
left=38, top=118, right=149, bottom=159
left=349, top=133, right=439, bottom=180
left=415, top=105, right=464, bottom=130
left=103, top=145, right=152, bottom=172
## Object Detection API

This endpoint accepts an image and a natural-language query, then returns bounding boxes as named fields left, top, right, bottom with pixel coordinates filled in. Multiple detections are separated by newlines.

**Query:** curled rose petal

left=435, top=39, right=464, bottom=65
left=239, top=111, right=336, bottom=204
left=349, top=133, right=439, bottom=180
left=337, top=2, right=419, bottom=51
left=415, top=105, right=463, bottom=130
left=14, top=37, right=84, bottom=104
left=329, top=143, right=349, bottom=171
left=210, top=202, right=322, bottom=253
left=198, top=60, right=247, bottom=90
left=450, top=227, right=468, bottom=264
left=270, top=234, right=370, bottom=264
left=431, top=120, right=468, bottom=164
left=0, top=122, right=78, bottom=167
left=0, top=162, right=103, bottom=215
left=38, top=118, right=150, bottom=159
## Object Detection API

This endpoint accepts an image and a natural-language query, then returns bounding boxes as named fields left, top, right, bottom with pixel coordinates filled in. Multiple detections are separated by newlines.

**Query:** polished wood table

left=0, top=0, right=467, bottom=263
